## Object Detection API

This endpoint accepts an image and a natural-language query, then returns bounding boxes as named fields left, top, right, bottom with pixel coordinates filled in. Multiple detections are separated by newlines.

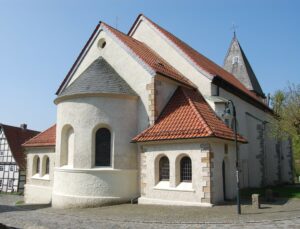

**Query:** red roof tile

left=1, top=124, right=40, bottom=169
left=129, top=15, right=271, bottom=112
left=22, top=124, right=56, bottom=148
left=102, top=23, right=195, bottom=88
left=132, top=87, right=247, bottom=143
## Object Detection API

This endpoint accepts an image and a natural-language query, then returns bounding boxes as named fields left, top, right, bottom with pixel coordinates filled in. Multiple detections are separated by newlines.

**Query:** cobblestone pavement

left=0, top=194, right=300, bottom=228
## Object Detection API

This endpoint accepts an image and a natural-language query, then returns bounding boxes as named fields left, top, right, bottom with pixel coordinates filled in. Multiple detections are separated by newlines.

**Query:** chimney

left=20, top=123, right=27, bottom=130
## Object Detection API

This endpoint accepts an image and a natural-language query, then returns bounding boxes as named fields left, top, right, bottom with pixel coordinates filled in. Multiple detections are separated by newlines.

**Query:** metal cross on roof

left=230, top=23, right=239, bottom=38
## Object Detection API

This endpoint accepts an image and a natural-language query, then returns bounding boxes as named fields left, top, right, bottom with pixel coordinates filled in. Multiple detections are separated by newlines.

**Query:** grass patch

left=0, top=191, right=23, bottom=196
left=241, top=185, right=300, bottom=199
left=15, top=200, right=24, bottom=205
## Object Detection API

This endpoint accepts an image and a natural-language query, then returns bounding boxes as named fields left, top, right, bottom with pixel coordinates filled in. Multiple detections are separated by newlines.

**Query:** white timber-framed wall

left=0, top=128, right=25, bottom=193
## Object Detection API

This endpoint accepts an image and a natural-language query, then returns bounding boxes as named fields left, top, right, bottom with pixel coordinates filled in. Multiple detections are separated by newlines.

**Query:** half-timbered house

left=0, top=124, right=39, bottom=193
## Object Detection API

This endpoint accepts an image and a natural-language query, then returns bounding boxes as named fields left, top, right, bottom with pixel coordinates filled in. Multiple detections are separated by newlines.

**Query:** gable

left=57, top=22, right=194, bottom=96
left=0, top=124, right=40, bottom=169
left=0, top=128, right=16, bottom=164
left=129, top=16, right=213, bottom=96
left=133, top=87, right=246, bottom=143
left=129, top=14, right=271, bottom=113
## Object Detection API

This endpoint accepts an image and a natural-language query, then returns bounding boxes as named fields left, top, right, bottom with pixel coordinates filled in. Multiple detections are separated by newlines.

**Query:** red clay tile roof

left=56, top=22, right=195, bottom=95
left=132, top=87, right=247, bottom=143
left=102, top=23, right=195, bottom=88
left=22, top=124, right=56, bottom=148
left=0, top=124, right=40, bottom=169
left=129, top=15, right=271, bottom=112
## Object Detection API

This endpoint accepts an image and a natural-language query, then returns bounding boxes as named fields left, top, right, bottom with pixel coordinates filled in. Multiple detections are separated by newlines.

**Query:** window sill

left=154, top=181, right=195, bottom=192
left=31, top=174, right=50, bottom=181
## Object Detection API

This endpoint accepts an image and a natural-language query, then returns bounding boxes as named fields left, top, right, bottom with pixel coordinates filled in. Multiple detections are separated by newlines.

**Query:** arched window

left=159, top=156, right=169, bottom=181
left=46, top=157, right=50, bottom=174
left=95, top=128, right=111, bottom=166
left=36, top=157, right=40, bottom=174
left=180, top=157, right=192, bottom=182
left=60, top=125, right=74, bottom=167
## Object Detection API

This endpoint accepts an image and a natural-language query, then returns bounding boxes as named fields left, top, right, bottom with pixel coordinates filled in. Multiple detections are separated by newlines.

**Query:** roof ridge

left=132, top=14, right=270, bottom=112
left=101, top=22, right=157, bottom=75
left=0, top=123, right=39, bottom=133
left=22, top=124, right=56, bottom=146
left=181, top=88, right=214, bottom=136
left=132, top=86, right=247, bottom=143
left=102, top=22, right=195, bottom=88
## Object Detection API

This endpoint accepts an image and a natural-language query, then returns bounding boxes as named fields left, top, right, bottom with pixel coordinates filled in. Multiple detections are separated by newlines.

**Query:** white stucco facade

left=24, top=147, right=55, bottom=204
left=138, top=140, right=238, bottom=206
left=24, top=15, right=293, bottom=209
left=130, top=17, right=293, bottom=189
left=52, top=95, right=139, bottom=208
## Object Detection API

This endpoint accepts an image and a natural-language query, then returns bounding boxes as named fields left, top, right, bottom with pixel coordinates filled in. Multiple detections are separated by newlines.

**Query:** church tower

left=223, top=34, right=266, bottom=99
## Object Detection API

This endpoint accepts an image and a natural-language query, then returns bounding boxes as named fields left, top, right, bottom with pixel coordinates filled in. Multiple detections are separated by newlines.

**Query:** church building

left=23, top=14, right=293, bottom=208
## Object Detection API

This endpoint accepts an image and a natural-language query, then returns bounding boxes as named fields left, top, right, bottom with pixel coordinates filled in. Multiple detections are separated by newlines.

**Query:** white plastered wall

left=65, top=28, right=153, bottom=132
left=156, top=76, right=178, bottom=116
left=24, top=147, right=55, bottom=204
left=219, top=88, right=292, bottom=187
left=53, top=96, right=138, bottom=208
left=131, top=19, right=213, bottom=96
left=210, top=141, right=237, bottom=203
left=138, top=142, right=212, bottom=207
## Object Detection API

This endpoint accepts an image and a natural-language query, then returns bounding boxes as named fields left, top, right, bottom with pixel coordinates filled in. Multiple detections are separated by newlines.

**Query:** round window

left=98, top=38, right=106, bottom=49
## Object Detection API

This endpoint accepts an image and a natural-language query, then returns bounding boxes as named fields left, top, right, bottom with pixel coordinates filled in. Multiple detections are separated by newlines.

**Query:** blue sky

left=0, top=0, right=299, bottom=131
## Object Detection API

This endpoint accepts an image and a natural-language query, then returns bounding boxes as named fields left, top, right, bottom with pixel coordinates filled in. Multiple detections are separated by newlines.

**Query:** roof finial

left=230, top=23, right=238, bottom=39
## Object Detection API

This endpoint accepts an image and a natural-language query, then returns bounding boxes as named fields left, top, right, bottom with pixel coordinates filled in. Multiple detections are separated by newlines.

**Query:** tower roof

left=224, top=36, right=265, bottom=98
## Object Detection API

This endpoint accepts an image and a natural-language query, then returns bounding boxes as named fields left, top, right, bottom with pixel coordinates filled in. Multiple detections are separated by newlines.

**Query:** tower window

left=232, top=56, right=239, bottom=64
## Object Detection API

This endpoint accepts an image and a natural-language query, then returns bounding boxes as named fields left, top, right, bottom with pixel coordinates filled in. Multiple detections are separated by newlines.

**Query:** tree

left=271, top=83, right=300, bottom=177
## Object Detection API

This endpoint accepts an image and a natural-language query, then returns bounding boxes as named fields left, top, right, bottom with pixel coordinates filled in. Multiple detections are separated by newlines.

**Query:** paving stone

left=1, top=194, right=300, bottom=228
